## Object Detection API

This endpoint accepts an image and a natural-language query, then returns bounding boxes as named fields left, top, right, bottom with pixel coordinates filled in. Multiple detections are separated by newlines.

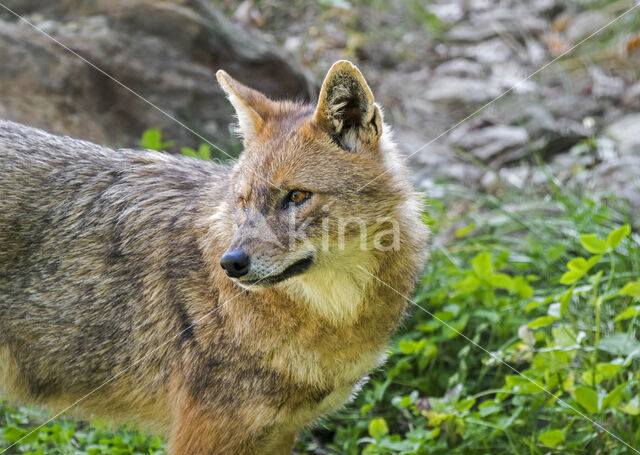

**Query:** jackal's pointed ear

left=314, top=60, right=383, bottom=152
left=216, top=70, right=274, bottom=143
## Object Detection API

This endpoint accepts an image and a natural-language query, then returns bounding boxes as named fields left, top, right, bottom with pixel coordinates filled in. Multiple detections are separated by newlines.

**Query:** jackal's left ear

left=314, top=60, right=383, bottom=152
left=216, top=70, right=274, bottom=143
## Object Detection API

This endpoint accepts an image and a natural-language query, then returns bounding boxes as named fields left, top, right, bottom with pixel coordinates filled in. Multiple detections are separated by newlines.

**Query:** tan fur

left=0, top=347, right=23, bottom=402
left=0, top=60, right=429, bottom=454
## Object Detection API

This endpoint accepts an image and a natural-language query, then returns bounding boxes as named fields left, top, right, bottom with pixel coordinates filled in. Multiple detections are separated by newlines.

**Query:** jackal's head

left=216, top=61, right=418, bottom=302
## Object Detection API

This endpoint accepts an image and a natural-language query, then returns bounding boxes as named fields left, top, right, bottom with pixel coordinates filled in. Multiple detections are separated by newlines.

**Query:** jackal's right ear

left=314, top=60, right=383, bottom=153
left=216, top=70, right=273, bottom=143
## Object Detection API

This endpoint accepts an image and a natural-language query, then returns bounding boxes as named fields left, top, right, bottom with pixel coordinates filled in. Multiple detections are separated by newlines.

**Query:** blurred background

left=2, top=1, right=640, bottom=454
left=1, top=0, right=639, bottom=213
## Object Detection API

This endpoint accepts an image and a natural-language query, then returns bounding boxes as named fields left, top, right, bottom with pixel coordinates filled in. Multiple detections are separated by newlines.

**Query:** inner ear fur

left=314, top=60, right=383, bottom=151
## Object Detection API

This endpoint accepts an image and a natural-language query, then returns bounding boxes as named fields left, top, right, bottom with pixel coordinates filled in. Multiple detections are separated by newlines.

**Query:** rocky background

left=1, top=0, right=639, bottom=210
left=0, top=0, right=314, bottom=155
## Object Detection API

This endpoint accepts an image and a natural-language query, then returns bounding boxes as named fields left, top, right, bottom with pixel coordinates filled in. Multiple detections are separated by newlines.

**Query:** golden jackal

left=0, top=61, right=428, bottom=454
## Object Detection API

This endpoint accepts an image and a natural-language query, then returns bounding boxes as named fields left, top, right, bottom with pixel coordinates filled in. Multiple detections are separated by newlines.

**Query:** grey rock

left=521, top=104, right=558, bottom=136
left=470, top=9, right=547, bottom=36
left=566, top=10, right=610, bottom=43
left=434, top=58, right=486, bottom=78
left=532, top=0, right=565, bottom=18
left=464, top=38, right=514, bottom=64
left=605, top=114, right=640, bottom=156
left=425, top=77, right=501, bottom=104
left=447, top=22, right=498, bottom=42
left=464, top=0, right=494, bottom=13
left=588, top=155, right=640, bottom=222
left=550, top=148, right=597, bottom=183
left=525, top=38, right=548, bottom=65
left=426, top=3, right=465, bottom=24
left=481, top=164, right=534, bottom=190
left=490, top=61, right=537, bottom=93
left=0, top=0, right=313, bottom=152
left=449, top=123, right=529, bottom=166
left=594, top=136, right=617, bottom=163
left=623, top=82, right=640, bottom=108
left=515, top=104, right=587, bottom=158
left=402, top=129, right=452, bottom=166
left=418, top=160, right=485, bottom=188
left=590, top=67, right=625, bottom=99
left=545, top=90, right=601, bottom=124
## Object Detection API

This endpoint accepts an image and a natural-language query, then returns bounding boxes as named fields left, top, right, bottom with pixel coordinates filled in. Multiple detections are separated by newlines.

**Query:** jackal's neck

left=281, top=247, right=377, bottom=325
left=281, top=203, right=428, bottom=328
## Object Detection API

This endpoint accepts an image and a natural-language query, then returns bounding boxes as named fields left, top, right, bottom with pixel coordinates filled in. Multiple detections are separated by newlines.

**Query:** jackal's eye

left=288, top=190, right=310, bottom=205
left=238, top=197, right=248, bottom=212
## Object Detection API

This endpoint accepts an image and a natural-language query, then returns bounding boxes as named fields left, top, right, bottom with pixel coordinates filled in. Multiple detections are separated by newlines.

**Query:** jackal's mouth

left=238, top=254, right=314, bottom=287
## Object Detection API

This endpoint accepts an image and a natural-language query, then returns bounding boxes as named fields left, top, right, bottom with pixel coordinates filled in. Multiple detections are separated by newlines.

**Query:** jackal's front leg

left=169, top=392, right=263, bottom=455
left=169, top=402, right=295, bottom=454
left=261, top=430, right=297, bottom=455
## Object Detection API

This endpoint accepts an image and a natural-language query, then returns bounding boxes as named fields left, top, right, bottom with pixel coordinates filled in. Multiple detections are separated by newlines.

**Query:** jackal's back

left=0, top=120, right=229, bottom=412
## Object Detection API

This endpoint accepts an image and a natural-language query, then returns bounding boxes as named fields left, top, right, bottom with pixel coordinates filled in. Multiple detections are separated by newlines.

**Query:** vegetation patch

left=2, top=132, right=639, bottom=454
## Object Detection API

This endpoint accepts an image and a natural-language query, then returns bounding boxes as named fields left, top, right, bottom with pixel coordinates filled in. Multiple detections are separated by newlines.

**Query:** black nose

left=220, top=250, right=250, bottom=278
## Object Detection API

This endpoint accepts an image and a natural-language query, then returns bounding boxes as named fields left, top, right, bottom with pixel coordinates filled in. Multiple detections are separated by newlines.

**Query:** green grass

left=298, top=184, right=640, bottom=454
left=0, top=405, right=164, bottom=454
left=3, top=132, right=640, bottom=454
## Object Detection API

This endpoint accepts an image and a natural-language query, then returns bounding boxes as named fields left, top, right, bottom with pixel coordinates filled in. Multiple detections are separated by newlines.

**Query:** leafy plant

left=139, top=129, right=174, bottom=151
left=138, top=129, right=225, bottom=161
left=0, top=403, right=165, bottom=454
left=180, top=144, right=212, bottom=161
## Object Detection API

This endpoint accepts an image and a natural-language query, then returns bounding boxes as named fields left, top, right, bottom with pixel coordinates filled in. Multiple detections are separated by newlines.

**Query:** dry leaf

left=547, top=33, right=569, bottom=56
left=551, top=14, right=571, bottom=34
left=626, top=34, right=640, bottom=56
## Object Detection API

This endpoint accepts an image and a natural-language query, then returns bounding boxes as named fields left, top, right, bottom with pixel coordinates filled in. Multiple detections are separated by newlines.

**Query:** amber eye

left=238, top=197, right=248, bottom=211
left=289, top=190, right=310, bottom=205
